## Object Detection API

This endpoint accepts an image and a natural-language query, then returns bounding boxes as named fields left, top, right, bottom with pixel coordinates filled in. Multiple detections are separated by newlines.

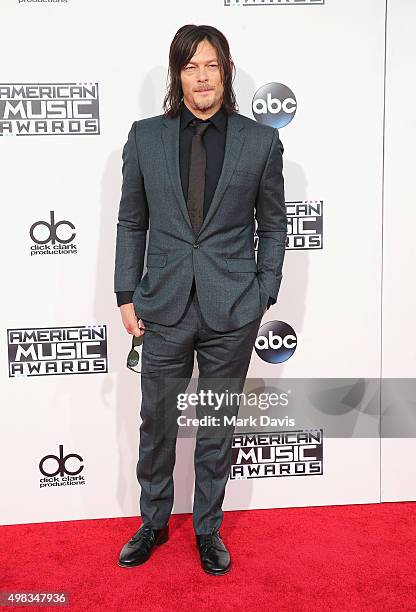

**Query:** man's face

left=180, top=38, right=224, bottom=115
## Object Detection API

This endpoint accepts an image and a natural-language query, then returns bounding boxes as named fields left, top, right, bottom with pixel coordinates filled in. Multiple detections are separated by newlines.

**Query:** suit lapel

left=161, top=111, right=245, bottom=238
left=161, top=113, right=190, bottom=231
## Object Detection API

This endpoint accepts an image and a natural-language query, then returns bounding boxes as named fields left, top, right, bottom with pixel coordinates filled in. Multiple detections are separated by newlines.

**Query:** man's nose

left=196, top=68, right=209, bottom=81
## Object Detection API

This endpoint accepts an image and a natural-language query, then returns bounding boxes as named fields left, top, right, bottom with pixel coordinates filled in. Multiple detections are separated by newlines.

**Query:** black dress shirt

left=116, top=101, right=275, bottom=310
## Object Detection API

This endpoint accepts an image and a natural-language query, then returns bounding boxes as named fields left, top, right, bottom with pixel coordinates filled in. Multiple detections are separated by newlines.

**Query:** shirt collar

left=180, top=100, right=227, bottom=133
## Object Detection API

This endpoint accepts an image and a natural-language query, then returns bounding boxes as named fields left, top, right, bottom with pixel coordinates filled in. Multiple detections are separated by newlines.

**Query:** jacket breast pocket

left=226, top=258, right=258, bottom=273
left=146, top=253, right=168, bottom=268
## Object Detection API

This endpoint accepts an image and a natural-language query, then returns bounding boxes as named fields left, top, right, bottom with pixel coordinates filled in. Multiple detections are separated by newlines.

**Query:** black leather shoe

left=196, top=530, right=231, bottom=575
left=118, top=524, right=169, bottom=568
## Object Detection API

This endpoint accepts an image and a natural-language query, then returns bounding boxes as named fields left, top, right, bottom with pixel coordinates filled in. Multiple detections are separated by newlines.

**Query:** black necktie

left=187, top=119, right=211, bottom=236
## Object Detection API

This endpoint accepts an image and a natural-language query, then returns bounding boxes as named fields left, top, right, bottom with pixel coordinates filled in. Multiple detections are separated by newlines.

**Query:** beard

left=192, top=91, right=217, bottom=112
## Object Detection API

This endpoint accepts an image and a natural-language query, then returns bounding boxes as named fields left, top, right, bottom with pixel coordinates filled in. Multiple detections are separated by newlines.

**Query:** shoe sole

left=201, top=561, right=232, bottom=576
left=117, top=534, right=169, bottom=568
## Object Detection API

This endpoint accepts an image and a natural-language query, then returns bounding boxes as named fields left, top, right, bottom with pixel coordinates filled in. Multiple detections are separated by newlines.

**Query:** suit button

left=193, top=243, right=199, bottom=248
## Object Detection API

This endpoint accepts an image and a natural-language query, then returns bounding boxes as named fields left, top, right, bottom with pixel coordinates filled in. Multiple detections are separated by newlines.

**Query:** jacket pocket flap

left=226, top=258, right=258, bottom=273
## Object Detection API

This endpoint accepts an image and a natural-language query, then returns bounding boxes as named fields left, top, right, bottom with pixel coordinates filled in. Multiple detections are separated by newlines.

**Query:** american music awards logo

left=7, top=325, right=108, bottom=377
left=254, top=200, right=324, bottom=250
left=287, top=200, right=323, bottom=249
left=230, top=429, right=323, bottom=479
left=0, top=82, right=100, bottom=136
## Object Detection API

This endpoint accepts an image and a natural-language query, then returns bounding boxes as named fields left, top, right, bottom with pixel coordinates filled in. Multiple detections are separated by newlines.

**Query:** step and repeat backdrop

left=1, top=0, right=414, bottom=525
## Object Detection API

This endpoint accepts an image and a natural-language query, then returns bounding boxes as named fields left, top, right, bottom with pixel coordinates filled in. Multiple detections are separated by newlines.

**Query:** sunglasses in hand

left=126, top=325, right=146, bottom=373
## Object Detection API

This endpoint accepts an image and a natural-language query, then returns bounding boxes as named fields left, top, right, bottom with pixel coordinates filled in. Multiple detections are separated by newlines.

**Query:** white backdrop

left=381, top=0, right=416, bottom=502
left=1, top=0, right=411, bottom=526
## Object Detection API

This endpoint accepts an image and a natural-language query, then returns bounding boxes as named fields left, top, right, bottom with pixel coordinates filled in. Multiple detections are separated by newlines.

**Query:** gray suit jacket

left=114, top=110, right=287, bottom=332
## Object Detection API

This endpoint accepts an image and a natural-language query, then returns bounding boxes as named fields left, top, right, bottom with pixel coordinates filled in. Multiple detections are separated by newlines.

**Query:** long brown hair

left=162, top=24, right=238, bottom=118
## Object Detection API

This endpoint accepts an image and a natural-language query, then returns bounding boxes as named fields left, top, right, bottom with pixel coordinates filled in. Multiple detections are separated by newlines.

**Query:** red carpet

left=1, top=503, right=416, bottom=611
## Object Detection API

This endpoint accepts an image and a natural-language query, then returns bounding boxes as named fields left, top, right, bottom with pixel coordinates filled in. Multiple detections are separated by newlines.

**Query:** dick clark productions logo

left=39, top=444, right=83, bottom=477
left=39, top=444, right=86, bottom=489
left=255, top=321, right=297, bottom=363
left=30, top=210, right=77, bottom=255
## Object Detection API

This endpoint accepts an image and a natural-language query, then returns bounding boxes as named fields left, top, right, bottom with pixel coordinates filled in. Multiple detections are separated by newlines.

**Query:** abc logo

left=252, top=82, right=297, bottom=129
left=30, top=210, right=76, bottom=245
left=39, top=444, right=84, bottom=477
left=255, top=321, right=297, bottom=364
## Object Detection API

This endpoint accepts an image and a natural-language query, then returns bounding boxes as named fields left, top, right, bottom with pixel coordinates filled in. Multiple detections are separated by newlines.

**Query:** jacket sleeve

left=115, top=290, right=134, bottom=307
left=114, top=121, right=149, bottom=295
left=255, top=127, right=287, bottom=306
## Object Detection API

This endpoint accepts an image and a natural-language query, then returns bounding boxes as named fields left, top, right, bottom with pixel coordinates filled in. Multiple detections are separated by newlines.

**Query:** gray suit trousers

left=137, top=282, right=262, bottom=535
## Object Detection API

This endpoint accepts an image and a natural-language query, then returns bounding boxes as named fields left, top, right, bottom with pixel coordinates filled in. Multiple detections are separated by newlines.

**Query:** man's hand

left=120, top=303, right=145, bottom=337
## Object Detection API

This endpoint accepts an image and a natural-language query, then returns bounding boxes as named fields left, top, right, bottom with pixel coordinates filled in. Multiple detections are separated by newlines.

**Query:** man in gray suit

left=114, top=24, right=286, bottom=575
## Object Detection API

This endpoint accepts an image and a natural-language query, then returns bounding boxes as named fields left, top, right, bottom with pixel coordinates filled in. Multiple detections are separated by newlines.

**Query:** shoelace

left=129, top=526, right=155, bottom=548
left=198, top=531, right=222, bottom=554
